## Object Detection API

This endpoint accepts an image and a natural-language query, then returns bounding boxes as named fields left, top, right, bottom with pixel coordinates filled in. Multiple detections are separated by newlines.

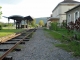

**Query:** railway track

left=0, top=29, right=36, bottom=60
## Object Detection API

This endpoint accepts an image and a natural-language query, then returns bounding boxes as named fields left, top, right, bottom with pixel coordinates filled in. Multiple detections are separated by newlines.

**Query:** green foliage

left=44, top=29, right=62, bottom=40
left=0, top=25, right=2, bottom=30
left=44, top=23, right=47, bottom=27
left=0, top=6, right=2, bottom=9
left=55, top=41, right=80, bottom=56
left=31, top=19, right=36, bottom=27
left=0, top=11, right=2, bottom=15
left=44, top=28, right=80, bottom=56
left=8, top=23, right=13, bottom=27
left=62, top=20, right=67, bottom=28
left=35, top=24, right=39, bottom=27
left=0, top=6, right=2, bottom=19
left=1, top=23, right=13, bottom=27
left=50, top=22, right=58, bottom=31
left=39, top=20, right=44, bottom=27
left=0, top=29, right=24, bottom=37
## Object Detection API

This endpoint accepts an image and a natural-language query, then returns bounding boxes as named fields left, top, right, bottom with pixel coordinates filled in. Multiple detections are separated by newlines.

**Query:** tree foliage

left=0, top=25, right=2, bottom=30
left=0, top=22, right=13, bottom=27
left=0, top=6, right=2, bottom=19
left=39, top=20, right=44, bottom=27
left=50, top=22, right=58, bottom=31
left=31, top=19, right=36, bottom=27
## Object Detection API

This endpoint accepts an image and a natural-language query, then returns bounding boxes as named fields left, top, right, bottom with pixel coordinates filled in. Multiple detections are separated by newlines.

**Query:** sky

left=0, top=0, right=80, bottom=23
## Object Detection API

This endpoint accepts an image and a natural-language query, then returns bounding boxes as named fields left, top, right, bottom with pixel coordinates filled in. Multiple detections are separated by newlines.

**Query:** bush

left=0, top=25, right=2, bottom=30
left=62, top=20, right=67, bottom=28
left=50, top=22, right=58, bottom=31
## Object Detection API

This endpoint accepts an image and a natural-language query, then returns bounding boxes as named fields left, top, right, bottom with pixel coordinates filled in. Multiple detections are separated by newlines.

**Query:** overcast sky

left=0, top=0, right=80, bottom=23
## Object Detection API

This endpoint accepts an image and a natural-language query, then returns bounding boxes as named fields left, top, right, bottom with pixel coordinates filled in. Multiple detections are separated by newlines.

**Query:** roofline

left=52, top=3, right=60, bottom=12
left=52, top=2, right=80, bottom=13
left=48, top=17, right=59, bottom=20
left=65, top=4, right=80, bottom=13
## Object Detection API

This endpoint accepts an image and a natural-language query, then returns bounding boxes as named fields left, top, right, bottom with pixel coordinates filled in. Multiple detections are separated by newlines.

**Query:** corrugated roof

left=3, top=15, right=33, bottom=21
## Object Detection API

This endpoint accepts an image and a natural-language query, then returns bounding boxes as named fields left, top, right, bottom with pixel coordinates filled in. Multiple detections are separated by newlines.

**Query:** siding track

left=0, top=29, right=36, bottom=60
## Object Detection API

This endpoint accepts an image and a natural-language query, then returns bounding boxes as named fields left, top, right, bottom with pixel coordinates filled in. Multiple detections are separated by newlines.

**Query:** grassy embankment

left=0, top=29, right=24, bottom=37
left=44, top=28, right=80, bottom=56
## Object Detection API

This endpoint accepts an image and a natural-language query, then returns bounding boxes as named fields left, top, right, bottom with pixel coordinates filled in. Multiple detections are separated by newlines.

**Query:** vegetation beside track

left=44, top=28, right=80, bottom=56
left=0, top=29, right=24, bottom=37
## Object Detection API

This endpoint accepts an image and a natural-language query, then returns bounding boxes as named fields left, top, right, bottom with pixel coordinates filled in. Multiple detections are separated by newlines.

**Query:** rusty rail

left=0, top=29, right=35, bottom=60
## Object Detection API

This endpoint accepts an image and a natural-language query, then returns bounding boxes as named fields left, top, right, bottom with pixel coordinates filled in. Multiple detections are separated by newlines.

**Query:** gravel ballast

left=9, top=28, right=80, bottom=60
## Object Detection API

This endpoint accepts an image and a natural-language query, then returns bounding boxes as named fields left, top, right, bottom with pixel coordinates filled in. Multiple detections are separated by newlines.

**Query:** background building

left=49, top=0, right=80, bottom=25
left=66, top=4, right=80, bottom=24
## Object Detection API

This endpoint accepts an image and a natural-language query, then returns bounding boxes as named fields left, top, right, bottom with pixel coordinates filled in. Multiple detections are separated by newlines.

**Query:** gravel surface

left=8, top=28, right=80, bottom=60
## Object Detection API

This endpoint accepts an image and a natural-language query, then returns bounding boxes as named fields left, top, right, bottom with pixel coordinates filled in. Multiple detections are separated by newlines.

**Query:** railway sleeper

left=8, top=39, right=29, bottom=41
left=23, top=39, right=29, bottom=41
left=25, top=37, right=30, bottom=39
left=3, top=56, right=12, bottom=60
left=0, top=42, right=25, bottom=44
left=0, top=49, right=21, bottom=52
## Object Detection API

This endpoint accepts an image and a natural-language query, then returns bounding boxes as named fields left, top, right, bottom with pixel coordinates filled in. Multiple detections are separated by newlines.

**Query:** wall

left=66, top=6, right=80, bottom=24
left=52, top=5, right=61, bottom=18
left=52, top=3, right=80, bottom=24
left=61, top=4, right=78, bottom=14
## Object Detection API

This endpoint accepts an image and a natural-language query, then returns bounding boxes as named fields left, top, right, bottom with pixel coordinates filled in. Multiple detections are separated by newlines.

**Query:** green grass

left=44, top=28, right=64, bottom=41
left=55, top=41, right=80, bottom=56
left=2, top=26, right=16, bottom=29
left=0, top=29, right=24, bottom=37
left=44, top=28, right=80, bottom=56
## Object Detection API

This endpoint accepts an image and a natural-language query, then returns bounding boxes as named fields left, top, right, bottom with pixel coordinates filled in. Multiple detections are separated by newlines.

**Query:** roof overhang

left=24, top=16, right=33, bottom=21
left=8, top=15, right=24, bottom=21
left=3, top=15, right=33, bottom=21
left=65, top=4, right=80, bottom=13
left=48, top=17, right=59, bottom=21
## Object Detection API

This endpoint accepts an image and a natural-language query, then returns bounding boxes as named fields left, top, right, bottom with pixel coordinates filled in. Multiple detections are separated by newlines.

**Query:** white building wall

left=60, top=15, right=66, bottom=23
left=61, top=4, right=78, bottom=14
left=52, top=3, right=80, bottom=24
left=52, top=5, right=61, bottom=18
left=66, top=6, right=80, bottom=24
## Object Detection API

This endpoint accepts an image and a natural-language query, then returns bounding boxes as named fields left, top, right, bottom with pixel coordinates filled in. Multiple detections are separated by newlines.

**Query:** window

left=74, top=11, right=79, bottom=23
left=68, top=14, right=71, bottom=22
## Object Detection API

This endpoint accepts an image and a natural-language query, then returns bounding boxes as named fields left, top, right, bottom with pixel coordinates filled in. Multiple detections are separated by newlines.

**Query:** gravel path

left=10, top=28, right=80, bottom=60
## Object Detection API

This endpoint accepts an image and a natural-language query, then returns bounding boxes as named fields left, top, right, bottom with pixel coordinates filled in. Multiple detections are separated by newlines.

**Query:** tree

left=0, top=22, right=2, bottom=30
left=31, top=19, right=36, bottom=27
left=0, top=6, right=2, bottom=19
left=39, top=20, right=44, bottom=27
left=0, top=6, right=2, bottom=30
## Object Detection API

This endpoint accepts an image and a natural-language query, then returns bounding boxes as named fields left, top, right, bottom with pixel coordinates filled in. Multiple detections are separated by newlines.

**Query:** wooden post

left=24, top=20, right=26, bottom=28
left=27, top=20, right=29, bottom=29
left=8, top=18, right=9, bottom=29
left=16, top=22, right=17, bottom=29
left=14, top=20, right=16, bottom=29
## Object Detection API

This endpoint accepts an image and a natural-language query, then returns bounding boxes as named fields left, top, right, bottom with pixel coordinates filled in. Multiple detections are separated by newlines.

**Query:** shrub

left=0, top=25, right=2, bottom=30
left=62, top=20, right=67, bottom=28
left=50, top=22, right=58, bottom=31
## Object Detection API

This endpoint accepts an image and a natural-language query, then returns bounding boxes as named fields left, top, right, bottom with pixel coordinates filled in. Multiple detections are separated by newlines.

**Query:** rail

left=0, top=29, right=36, bottom=60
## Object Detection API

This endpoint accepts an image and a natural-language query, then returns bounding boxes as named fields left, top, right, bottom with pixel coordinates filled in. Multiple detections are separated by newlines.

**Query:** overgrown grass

left=2, top=27, right=16, bottom=29
left=44, top=28, right=65, bottom=41
left=0, top=29, right=24, bottom=37
left=55, top=41, right=80, bottom=56
left=44, top=28, right=80, bottom=56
